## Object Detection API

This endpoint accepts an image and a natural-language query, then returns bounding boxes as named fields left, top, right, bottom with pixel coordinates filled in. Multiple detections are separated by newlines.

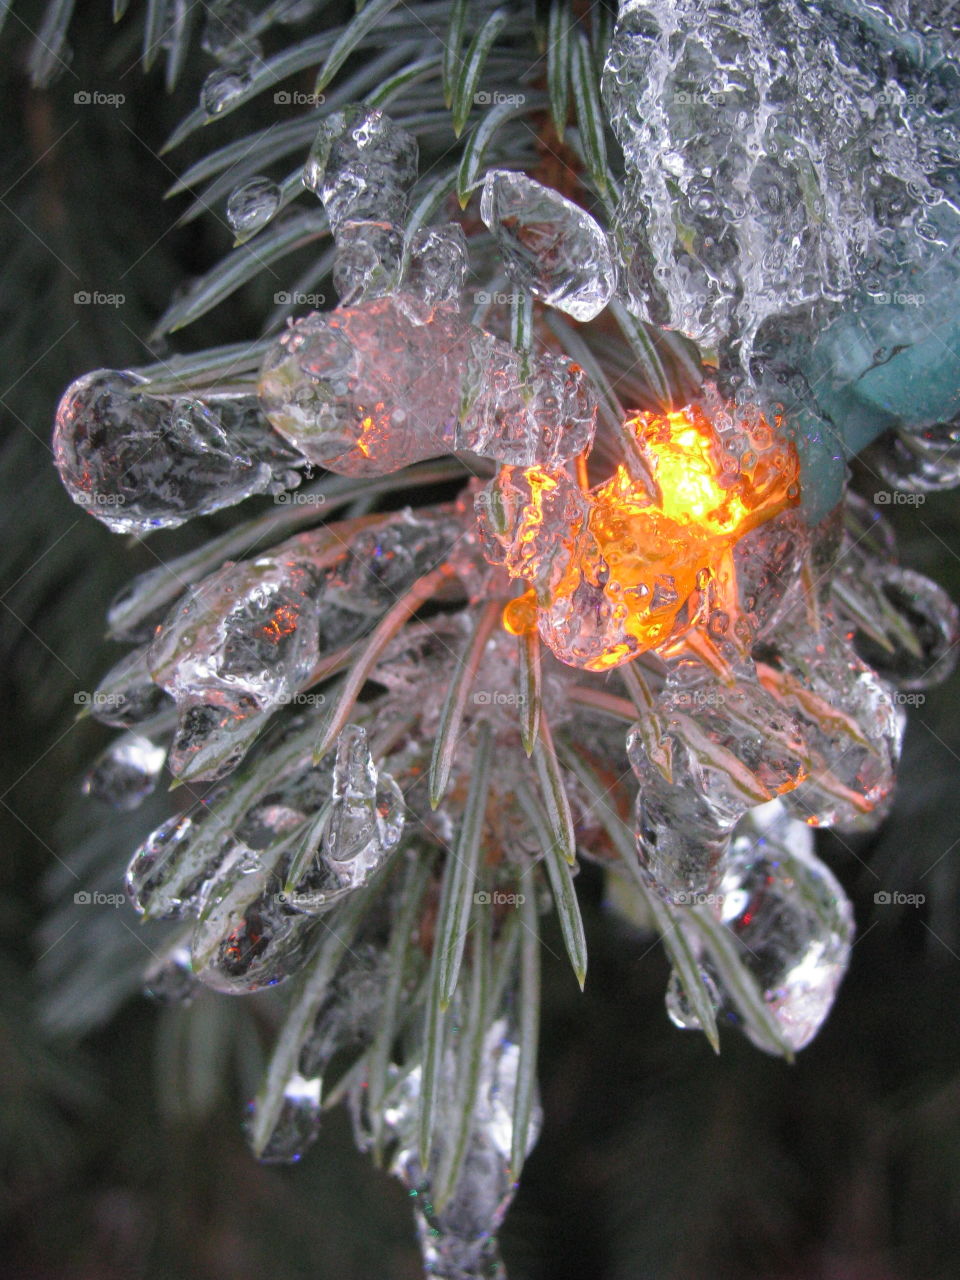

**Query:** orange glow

left=353, top=401, right=390, bottom=459
left=499, top=401, right=800, bottom=670
left=262, top=605, right=299, bottom=644
left=503, top=589, right=538, bottom=636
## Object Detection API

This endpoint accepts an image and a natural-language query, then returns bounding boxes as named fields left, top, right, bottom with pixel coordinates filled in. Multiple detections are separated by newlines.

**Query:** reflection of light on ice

left=497, top=387, right=800, bottom=670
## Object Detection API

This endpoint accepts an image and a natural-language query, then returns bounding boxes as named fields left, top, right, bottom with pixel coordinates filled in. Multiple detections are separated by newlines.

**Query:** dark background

left=3, top=5, right=960, bottom=1277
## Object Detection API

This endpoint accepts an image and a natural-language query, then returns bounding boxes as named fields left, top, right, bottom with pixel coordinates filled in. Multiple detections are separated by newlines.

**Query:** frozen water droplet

left=201, top=63, right=252, bottom=116
left=317, top=724, right=404, bottom=891
left=629, top=663, right=807, bottom=904
left=602, top=0, right=960, bottom=365
left=226, top=176, right=280, bottom=236
left=402, top=222, right=468, bottom=310
left=457, top=334, right=597, bottom=466
left=126, top=815, right=202, bottom=919
left=53, top=371, right=277, bottom=533
left=869, top=416, right=960, bottom=493
left=332, top=219, right=403, bottom=305
left=480, top=170, right=616, bottom=321
left=90, top=646, right=172, bottom=728
left=302, top=106, right=418, bottom=233
left=250, top=1072, right=322, bottom=1163
left=665, top=965, right=720, bottom=1031
left=373, top=1008, right=541, bottom=1280
left=82, top=733, right=166, bottom=810
left=192, top=843, right=317, bottom=993
left=760, top=628, right=904, bottom=831
left=326, top=508, right=464, bottom=615
left=148, top=554, right=322, bottom=743
left=144, top=939, right=198, bottom=1005
left=715, top=807, right=855, bottom=1051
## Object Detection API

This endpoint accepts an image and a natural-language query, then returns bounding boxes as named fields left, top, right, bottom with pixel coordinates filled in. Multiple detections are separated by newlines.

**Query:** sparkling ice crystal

left=480, top=170, right=616, bottom=321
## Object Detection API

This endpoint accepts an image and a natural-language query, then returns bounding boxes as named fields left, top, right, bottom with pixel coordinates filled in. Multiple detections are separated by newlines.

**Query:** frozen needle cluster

left=45, top=1, right=960, bottom=1274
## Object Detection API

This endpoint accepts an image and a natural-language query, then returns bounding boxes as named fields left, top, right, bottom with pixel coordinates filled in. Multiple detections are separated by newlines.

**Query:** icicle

left=375, top=1014, right=541, bottom=1280
left=286, top=724, right=404, bottom=912
left=248, top=1073, right=322, bottom=1162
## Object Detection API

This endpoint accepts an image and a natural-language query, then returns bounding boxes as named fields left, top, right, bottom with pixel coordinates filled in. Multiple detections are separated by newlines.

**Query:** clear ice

left=252, top=1073, right=323, bottom=1163
left=374, top=1013, right=541, bottom=1280
left=201, top=0, right=261, bottom=63
left=715, top=802, right=854, bottom=1052
left=226, top=176, right=281, bottom=236
left=303, top=107, right=417, bottom=305
left=148, top=553, right=321, bottom=779
left=866, top=416, right=960, bottom=494
left=82, top=733, right=166, bottom=810
left=628, top=659, right=807, bottom=904
left=302, top=107, right=418, bottom=233
left=480, top=170, right=616, bottom=321
left=331, top=219, right=404, bottom=305
left=602, top=0, right=960, bottom=365
left=53, top=372, right=302, bottom=534
left=190, top=840, right=318, bottom=993
left=144, top=507, right=464, bottom=781
left=258, top=294, right=597, bottom=474
left=320, top=725, right=404, bottom=893
left=201, top=63, right=253, bottom=117
left=283, top=725, right=405, bottom=913
left=402, top=223, right=469, bottom=311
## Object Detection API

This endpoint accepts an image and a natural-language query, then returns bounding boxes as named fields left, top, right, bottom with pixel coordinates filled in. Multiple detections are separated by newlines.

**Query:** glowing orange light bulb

left=494, top=395, right=800, bottom=670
